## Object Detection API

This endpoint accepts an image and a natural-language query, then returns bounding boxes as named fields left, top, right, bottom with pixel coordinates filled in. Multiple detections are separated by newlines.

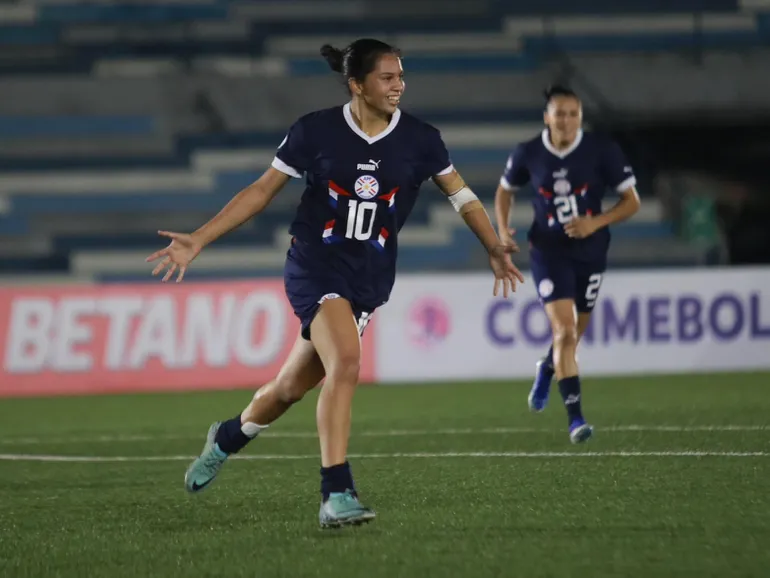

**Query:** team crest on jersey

left=354, top=175, right=379, bottom=199
left=552, top=168, right=571, bottom=196
left=553, top=178, right=572, bottom=196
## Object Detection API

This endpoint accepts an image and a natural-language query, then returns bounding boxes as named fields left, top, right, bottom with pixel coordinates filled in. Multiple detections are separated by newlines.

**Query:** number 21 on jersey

left=554, top=195, right=579, bottom=224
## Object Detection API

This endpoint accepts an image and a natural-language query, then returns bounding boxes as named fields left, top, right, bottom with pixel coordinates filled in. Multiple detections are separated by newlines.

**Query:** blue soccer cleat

left=569, top=418, right=594, bottom=444
left=184, top=422, right=229, bottom=493
left=319, top=490, right=376, bottom=529
left=528, top=357, right=554, bottom=412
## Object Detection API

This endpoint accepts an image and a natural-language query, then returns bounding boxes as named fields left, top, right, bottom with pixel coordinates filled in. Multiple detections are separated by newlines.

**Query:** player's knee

left=553, top=323, right=578, bottom=350
left=326, top=350, right=360, bottom=387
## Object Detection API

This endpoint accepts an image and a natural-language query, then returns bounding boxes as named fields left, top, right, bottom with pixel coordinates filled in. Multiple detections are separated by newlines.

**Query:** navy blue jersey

left=272, top=103, right=453, bottom=306
left=500, top=129, right=636, bottom=262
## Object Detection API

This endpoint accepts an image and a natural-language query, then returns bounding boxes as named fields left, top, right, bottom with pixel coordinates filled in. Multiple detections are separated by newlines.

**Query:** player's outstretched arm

left=191, top=167, right=291, bottom=247
left=145, top=167, right=291, bottom=282
left=433, top=170, right=525, bottom=298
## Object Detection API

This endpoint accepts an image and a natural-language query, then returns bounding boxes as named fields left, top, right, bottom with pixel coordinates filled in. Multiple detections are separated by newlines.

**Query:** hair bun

left=320, top=44, right=344, bottom=73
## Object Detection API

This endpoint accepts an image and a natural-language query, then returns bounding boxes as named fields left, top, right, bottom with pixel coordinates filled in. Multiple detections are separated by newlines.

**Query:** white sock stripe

left=241, top=422, right=267, bottom=438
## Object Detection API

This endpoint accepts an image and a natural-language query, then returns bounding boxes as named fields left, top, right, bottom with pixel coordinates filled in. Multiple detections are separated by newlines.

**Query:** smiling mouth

left=387, top=95, right=401, bottom=105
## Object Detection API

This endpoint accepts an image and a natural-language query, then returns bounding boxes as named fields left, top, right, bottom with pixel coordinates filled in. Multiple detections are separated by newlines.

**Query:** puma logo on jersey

left=553, top=168, right=568, bottom=179
left=357, top=159, right=381, bottom=171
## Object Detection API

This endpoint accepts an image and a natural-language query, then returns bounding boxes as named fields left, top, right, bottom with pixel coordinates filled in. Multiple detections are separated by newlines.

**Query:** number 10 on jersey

left=345, top=199, right=377, bottom=241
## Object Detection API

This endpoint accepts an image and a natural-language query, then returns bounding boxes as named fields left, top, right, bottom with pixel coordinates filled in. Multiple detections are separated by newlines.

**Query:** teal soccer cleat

left=319, top=490, right=376, bottom=529
left=184, top=422, right=229, bottom=493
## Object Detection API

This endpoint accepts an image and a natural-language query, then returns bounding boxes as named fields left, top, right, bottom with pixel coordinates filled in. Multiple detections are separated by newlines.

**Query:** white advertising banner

left=374, top=267, right=770, bottom=382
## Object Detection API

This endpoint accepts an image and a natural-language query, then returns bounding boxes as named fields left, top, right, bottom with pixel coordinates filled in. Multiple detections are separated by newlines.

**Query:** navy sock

left=558, top=376, right=583, bottom=423
left=543, top=345, right=555, bottom=374
left=320, top=461, right=356, bottom=502
left=214, top=415, right=253, bottom=455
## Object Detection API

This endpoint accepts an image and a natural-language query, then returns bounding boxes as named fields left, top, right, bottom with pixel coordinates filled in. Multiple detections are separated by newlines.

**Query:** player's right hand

left=145, top=230, right=203, bottom=283
left=498, top=227, right=520, bottom=253
left=488, top=244, right=526, bottom=299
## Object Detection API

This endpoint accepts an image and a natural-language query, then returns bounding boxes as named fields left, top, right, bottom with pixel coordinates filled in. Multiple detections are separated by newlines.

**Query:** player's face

left=545, top=96, right=582, bottom=145
left=360, top=53, right=405, bottom=116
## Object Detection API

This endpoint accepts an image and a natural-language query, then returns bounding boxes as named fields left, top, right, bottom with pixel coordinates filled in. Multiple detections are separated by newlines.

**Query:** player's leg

left=527, top=248, right=575, bottom=412
left=574, top=270, right=603, bottom=342
left=241, top=336, right=325, bottom=425
left=552, top=270, right=604, bottom=441
left=545, top=298, right=580, bottom=379
left=183, top=333, right=325, bottom=493
left=215, top=331, right=326, bottom=448
left=533, top=310, right=592, bottom=410
left=309, top=296, right=376, bottom=528
left=577, top=312, right=592, bottom=340
left=543, top=298, right=593, bottom=443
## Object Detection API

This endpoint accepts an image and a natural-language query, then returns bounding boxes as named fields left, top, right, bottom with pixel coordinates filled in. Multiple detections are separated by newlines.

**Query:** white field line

left=1, top=451, right=769, bottom=463
left=0, top=425, right=767, bottom=446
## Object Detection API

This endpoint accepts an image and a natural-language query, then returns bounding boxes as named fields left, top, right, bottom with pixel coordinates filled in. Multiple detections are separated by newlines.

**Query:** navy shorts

left=284, top=241, right=376, bottom=341
left=529, top=246, right=606, bottom=313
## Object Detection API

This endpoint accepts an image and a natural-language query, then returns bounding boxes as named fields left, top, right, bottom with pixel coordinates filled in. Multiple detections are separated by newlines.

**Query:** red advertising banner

left=0, top=280, right=376, bottom=397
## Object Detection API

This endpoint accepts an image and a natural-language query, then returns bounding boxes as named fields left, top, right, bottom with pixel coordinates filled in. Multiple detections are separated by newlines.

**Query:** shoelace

left=334, top=491, right=362, bottom=510
left=201, top=451, right=226, bottom=472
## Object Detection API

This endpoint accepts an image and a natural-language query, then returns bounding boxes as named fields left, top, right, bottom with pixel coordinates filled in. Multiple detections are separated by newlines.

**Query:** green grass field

left=1, top=373, right=769, bottom=578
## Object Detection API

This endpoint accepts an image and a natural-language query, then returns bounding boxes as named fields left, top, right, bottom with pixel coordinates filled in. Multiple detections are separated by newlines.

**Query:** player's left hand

left=488, top=244, right=526, bottom=298
left=564, top=216, right=599, bottom=239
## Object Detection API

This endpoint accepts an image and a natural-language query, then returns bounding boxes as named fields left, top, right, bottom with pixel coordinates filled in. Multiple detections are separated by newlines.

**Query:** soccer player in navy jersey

left=494, top=86, right=640, bottom=444
left=146, top=38, right=524, bottom=528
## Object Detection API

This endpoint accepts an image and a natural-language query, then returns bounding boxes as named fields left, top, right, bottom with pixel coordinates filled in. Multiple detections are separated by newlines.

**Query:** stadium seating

left=1, top=0, right=757, bottom=282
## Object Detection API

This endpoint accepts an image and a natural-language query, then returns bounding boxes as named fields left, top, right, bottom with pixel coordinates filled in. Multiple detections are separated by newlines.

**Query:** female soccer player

left=494, top=86, right=640, bottom=444
left=146, top=38, right=524, bottom=528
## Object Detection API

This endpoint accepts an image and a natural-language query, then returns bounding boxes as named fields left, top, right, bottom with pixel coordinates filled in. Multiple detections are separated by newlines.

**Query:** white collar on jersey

left=541, top=128, right=584, bottom=159
left=343, top=101, right=401, bottom=145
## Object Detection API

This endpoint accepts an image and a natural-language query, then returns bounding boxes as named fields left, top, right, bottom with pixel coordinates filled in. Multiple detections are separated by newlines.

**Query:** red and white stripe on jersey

left=369, top=227, right=389, bottom=251
left=328, top=180, right=351, bottom=209
left=379, top=186, right=399, bottom=213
